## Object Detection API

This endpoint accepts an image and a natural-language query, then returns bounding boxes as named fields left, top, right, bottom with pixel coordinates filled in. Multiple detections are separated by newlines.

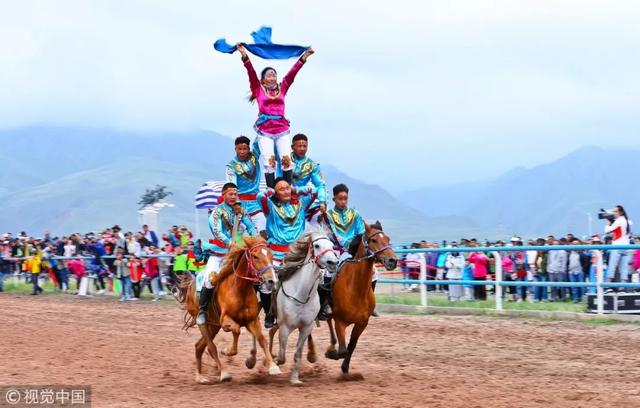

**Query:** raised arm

left=225, top=164, right=237, bottom=185
left=241, top=212, right=258, bottom=236
left=281, top=47, right=314, bottom=94
left=238, top=44, right=260, bottom=96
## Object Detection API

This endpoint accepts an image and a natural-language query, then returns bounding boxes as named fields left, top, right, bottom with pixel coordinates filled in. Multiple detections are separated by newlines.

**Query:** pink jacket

left=502, top=255, right=514, bottom=273
left=468, top=252, right=489, bottom=278
left=633, top=250, right=640, bottom=271
left=244, top=59, right=305, bottom=136
left=67, top=259, right=85, bottom=278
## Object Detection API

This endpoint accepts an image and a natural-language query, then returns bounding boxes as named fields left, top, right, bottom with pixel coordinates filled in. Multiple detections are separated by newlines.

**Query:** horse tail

left=176, top=273, right=198, bottom=331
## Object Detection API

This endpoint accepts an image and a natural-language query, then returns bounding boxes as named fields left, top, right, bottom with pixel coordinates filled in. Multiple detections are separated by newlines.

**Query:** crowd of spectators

left=0, top=224, right=203, bottom=300
left=2, top=212, right=640, bottom=305
left=399, top=233, right=640, bottom=303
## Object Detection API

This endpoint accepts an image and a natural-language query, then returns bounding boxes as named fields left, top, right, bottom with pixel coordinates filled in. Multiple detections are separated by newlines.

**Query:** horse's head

left=242, top=237, right=275, bottom=283
left=363, top=221, right=398, bottom=271
left=308, top=231, right=339, bottom=273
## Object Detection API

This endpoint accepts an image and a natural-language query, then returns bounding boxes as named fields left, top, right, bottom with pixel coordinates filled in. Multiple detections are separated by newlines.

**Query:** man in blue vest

left=226, top=136, right=265, bottom=233
left=196, top=182, right=258, bottom=326
left=289, top=134, right=327, bottom=229
left=318, top=183, right=367, bottom=320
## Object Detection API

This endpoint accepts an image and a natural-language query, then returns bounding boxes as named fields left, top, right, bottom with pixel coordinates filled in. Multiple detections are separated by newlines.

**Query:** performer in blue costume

left=288, top=133, right=328, bottom=229
left=325, top=184, right=365, bottom=253
left=317, top=183, right=367, bottom=320
left=196, top=182, right=258, bottom=326
left=257, top=177, right=318, bottom=328
left=225, top=136, right=265, bottom=232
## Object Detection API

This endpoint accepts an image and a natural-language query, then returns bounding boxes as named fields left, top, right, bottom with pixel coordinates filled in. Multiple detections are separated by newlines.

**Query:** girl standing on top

left=236, top=43, right=314, bottom=188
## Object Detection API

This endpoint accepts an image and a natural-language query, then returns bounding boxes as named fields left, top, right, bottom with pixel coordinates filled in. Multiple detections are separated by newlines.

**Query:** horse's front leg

left=277, top=323, right=291, bottom=366
left=194, top=336, right=211, bottom=384
left=245, top=334, right=257, bottom=369
left=326, top=318, right=347, bottom=360
left=324, top=317, right=338, bottom=359
left=246, top=318, right=282, bottom=375
left=307, top=333, right=317, bottom=363
left=268, top=324, right=279, bottom=359
left=291, top=325, right=313, bottom=385
left=198, top=323, right=229, bottom=382
left=222, top=330, right=239, bottom=357
left=341, top=321, right=368, bottom=375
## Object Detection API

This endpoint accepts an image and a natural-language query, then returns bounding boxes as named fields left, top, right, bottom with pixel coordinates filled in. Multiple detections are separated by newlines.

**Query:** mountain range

left=1, top=126, right=635, bottom=242
left=404, top=146, right=639, bottom=238
left=0, top=126, right=481, bottom=242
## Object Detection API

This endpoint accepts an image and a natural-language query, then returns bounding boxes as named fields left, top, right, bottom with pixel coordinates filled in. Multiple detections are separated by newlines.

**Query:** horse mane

left=348, top=234, right=362, bottom=256
left=278, top=231, right=317, bottom=281
left=211, top=236, right=266, bottom=286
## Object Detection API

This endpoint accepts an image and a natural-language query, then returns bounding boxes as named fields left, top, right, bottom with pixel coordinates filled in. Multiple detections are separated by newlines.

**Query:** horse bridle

left=309, top=236, right=337, bottom=267
left=355, top=230, right=393, bottom=263
left=279, top=236, right=334, bottom=304
left=233, top=243, right=273, bottom=283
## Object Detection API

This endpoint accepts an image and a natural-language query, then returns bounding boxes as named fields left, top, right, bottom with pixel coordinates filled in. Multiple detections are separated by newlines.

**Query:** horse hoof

left=221, top=348, right=237, bottom=357
left=325, top=350, right=339, bottom=360
left=219, top=372, right=232, bottom=382
left=196, top=375, right=213, bottom=385
left=307, top=353, right=317, bottom=364
left=269, top=366, right=282, bottom=376
left=245, top=357, right=256, bottom=369
left=290, top=378, right=303, bottom=385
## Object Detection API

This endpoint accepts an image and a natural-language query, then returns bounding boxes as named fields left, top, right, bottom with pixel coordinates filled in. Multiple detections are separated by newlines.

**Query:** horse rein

left=310, top=236, right=337, bottom=267
left=349, top=230, right=393, bottom=263
left=233, top=243, right=273, bottom=282
left=279, top=236, right=333, bottom=304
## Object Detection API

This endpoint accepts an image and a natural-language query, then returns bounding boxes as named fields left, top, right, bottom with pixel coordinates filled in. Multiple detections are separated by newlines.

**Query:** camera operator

left=603, top=205, right=632, bottom=287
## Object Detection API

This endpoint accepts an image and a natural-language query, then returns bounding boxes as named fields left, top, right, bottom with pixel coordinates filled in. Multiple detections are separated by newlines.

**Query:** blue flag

left=214, top=26, right=308, bottom=60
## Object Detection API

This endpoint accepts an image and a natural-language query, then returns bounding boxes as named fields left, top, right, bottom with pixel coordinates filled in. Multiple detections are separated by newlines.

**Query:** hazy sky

left=2, top=0, right=640, bottom=191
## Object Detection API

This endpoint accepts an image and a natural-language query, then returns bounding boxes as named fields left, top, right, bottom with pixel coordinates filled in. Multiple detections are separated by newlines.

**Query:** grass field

left=375, top=290, right=588, bottom=312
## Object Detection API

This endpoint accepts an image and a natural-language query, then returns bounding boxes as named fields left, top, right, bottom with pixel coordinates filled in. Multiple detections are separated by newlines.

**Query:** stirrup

left=196, top=312, right=207, bottom=326
left=264, top=314, right=276, bottom=329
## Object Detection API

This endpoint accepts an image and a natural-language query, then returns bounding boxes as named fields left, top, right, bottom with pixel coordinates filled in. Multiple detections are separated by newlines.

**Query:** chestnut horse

left=178, top=236, right=282, bottom=383
left=325, top=222, right=398, bottom=375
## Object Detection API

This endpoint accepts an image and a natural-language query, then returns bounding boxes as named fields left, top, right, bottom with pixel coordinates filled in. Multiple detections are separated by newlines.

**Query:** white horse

left=268, top=231, right=339, bottom=384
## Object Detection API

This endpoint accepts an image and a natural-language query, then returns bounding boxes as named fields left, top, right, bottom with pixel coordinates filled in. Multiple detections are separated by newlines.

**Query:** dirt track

left=1, top=293, right=639, bottom=407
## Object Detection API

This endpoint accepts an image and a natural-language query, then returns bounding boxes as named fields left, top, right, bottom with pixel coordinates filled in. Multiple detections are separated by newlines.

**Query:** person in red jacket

left=468, top=250, right=489, bottom=301
left=144, top=253, right=161, bottom=301
left=127, top=256, right=143, bottom=300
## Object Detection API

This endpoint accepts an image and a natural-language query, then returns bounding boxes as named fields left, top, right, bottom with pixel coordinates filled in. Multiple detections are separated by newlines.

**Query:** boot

left=371, top=281, right=380, bottom=317
left=265, top=173, right=276, bottom=189
left=260, top=292, right=275, bottom=328
left=317, top=281, right=333, bottom=321
left=196, top=287, right=213, bottom=325
left=282, top=169, right=293, bottom=185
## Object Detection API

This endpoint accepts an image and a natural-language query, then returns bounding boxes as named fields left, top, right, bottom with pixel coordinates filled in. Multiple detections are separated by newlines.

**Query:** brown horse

left=325, top=221, right=398, bottom=375
left=178, top=236, right=282, bottom=383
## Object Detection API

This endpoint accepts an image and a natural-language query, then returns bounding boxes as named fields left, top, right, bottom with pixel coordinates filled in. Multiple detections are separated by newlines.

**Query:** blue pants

left=31, top=273, right=42, bottom=294
left=568, top=272, right=584, bottom=301
left=534, top=275, right=548, bottom=301
left=120, top=276, right=133, bottom=300
left=516, top=276, right=528, bottom=300
left=549, top=273, right=567, bottom=300
left=607, top=250, right=631, bottom=281
left=569, top=272, right=584, bottom=302
left=150, top=276, right=161, bottom=299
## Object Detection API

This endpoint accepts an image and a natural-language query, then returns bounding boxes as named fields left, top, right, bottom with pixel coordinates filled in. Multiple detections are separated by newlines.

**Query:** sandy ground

left=1, top=293, right=639, bottom=408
